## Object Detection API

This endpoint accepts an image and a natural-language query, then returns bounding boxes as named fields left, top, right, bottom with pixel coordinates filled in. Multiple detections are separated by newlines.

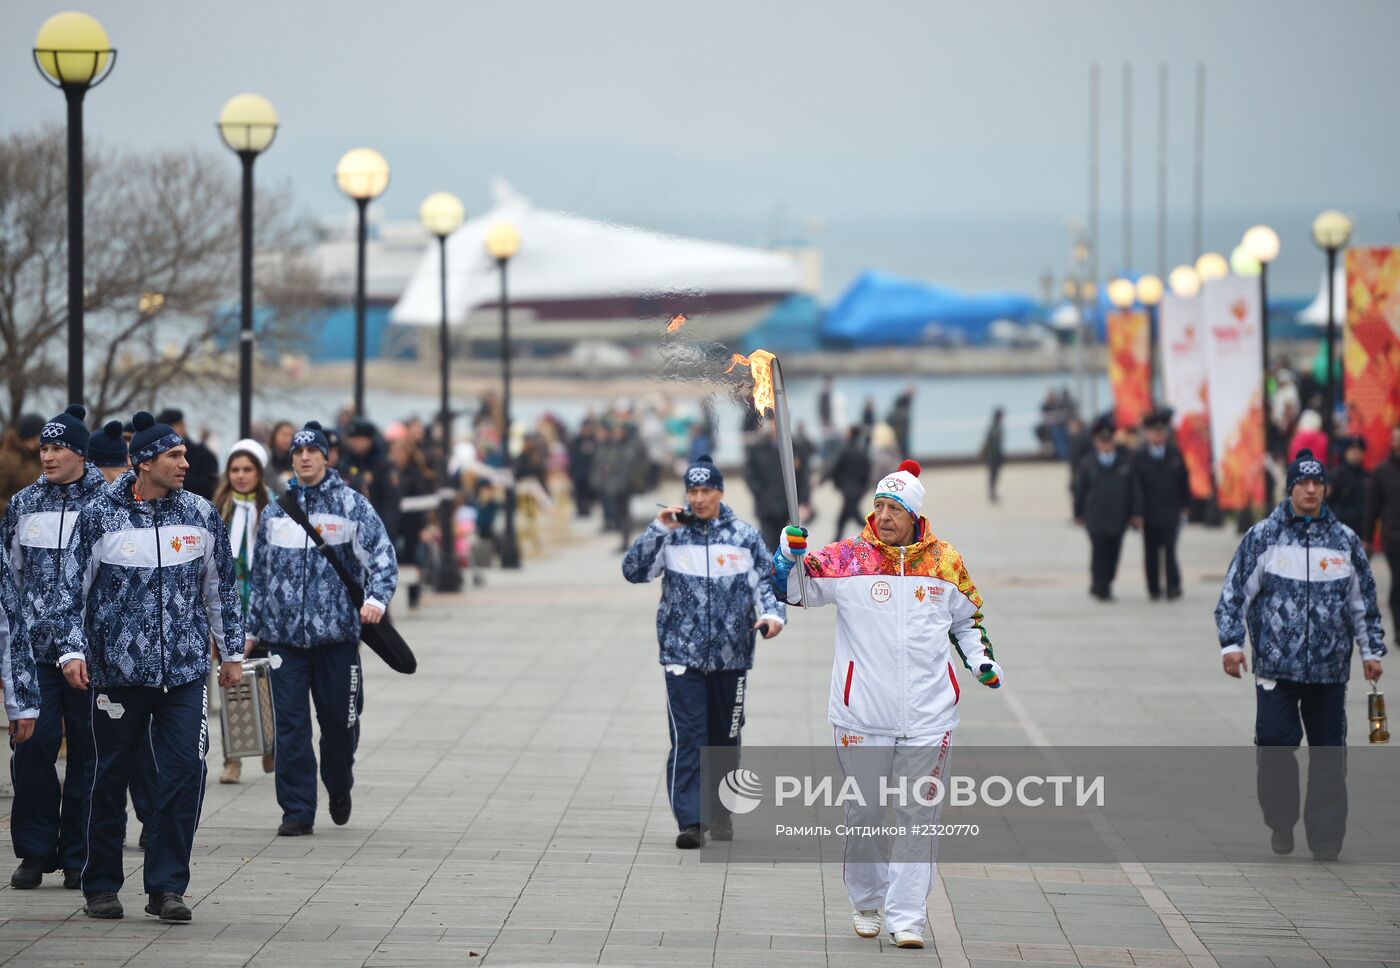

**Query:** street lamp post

left=1312, top=210, right=1353, bottom=449
left=218, top=94, right=278, bottom=440
left=485, top=222, right=522, bottom=569
left=1135, top=273, right=1164, bottom=403
left=419, top=192, right=466, bottom=592
left=335, top=148, right=390, bottom=416
left=1241, top=225, right=1280, bottom=492
left=33, top=11, right=115, bottom=407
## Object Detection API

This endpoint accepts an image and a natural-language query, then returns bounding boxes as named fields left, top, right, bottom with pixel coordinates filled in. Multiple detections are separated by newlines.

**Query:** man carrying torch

left=773, top=452, right=1004, bottom=949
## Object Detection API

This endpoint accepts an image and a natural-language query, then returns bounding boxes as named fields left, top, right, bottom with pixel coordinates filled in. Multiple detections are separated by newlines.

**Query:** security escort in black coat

left=1131, top=411, right=1192, bottom=600
left=1328, top=436, right=1368, bottom=538
left=1073, top=417, right=1141, bottom=601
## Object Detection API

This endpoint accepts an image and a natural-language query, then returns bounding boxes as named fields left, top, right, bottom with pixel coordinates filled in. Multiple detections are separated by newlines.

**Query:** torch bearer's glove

left=976, top=660, right=1004, bottom=689
left=779, top=525, right=810, bottom=561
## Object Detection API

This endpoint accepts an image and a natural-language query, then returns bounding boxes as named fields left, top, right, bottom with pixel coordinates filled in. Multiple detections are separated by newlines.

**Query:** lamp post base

left=500, top=486, right=522, bottom=569
left=435, top=498, right=463, bottom=593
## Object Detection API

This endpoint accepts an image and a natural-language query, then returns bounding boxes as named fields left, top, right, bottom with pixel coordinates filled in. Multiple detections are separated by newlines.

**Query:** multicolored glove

left=779, top=525, right=809, bottom=561
left=976, top=660, right=1003, bottom=689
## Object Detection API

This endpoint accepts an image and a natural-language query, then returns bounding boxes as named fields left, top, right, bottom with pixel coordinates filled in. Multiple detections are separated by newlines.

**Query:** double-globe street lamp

left=419, top=192, right=466, bottom=592
left=1312, top=210, right=1353, bottom=445
left=33, top=11, right=116, bottom=406
left=335, top=148, right=390, bottom=416
left=485, top=223, right=522, bottom=569
left=218, top=94, right=279, bottom=439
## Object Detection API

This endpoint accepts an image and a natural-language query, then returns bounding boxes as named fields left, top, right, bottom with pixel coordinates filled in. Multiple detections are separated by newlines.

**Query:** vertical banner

left=1203, top=277, right=1265, bottom=510
left=1107, top=308, right=1151, bottom=429
left=1344, top=247, right=1400, bottom=471
left=1158, top=295, right=1213, bottom=500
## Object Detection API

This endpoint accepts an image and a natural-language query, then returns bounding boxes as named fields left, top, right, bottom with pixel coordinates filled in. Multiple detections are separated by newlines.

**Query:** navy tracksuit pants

left=9, top=665, right=93, bottom=869
left=268, top=642, right=363, bottom=826
left=1255, top=680, right=1348, bottom=857
left=663, top=666, right=746, bottom=830
left=83, top=680, right=208, bottom=896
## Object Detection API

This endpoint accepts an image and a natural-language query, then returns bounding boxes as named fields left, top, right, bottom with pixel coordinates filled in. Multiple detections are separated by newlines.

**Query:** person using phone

left=622, top=454, right=785, bottom=850
left=244, top=421, right=398, bottom=839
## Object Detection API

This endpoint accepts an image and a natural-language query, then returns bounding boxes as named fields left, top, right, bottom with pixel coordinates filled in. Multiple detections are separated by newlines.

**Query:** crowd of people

left=4, top=369, right=1391, bottom=940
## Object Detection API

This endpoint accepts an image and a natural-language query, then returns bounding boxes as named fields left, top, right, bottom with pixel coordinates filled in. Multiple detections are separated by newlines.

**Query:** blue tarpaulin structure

left=822, top=271, right=1039, bottom=347
left=742, top=294, right=823, bottom=353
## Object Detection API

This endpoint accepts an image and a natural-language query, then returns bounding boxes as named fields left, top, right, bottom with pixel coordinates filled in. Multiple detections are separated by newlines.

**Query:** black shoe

left=708, top=816, right=733, bottom=841
left=1271, top=828, right=1294, bottom=855
left=277, top=821, right=314, bottom=837
left=84, top=892, right=124, bottom=919
left=63, top=869, right=82, bottom=890
left=1313, top=848, right=1340, bottom=862
left=330, top=793, right=352, bottom=826
left=1148, top=590, right=1162, bottom=601
left=10, top=856, right=58, bottom=890
left=1166, top=588, right=1183, bottom=600
left=145, top=892, right=191, bottom=921
left=138, top=827, right=148, bottom=851
left=675, top=824, right=706, bottom=849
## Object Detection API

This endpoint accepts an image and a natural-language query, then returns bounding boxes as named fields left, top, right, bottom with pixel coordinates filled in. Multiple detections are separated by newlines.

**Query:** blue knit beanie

left=129, top=411, right=183, bottom=467
left=88, top=420, right=129, bottom=468
left=683, top=454, right=724, bottom=492
left=290, top=420, right=330, bottom=459
left=40, top=404, right=89, bottom=457
left=1286, top=449, right=1327, bottom=492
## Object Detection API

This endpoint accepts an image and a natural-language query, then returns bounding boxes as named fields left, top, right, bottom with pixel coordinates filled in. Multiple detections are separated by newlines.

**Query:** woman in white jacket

left=774, top=459, right=1003, bottom=949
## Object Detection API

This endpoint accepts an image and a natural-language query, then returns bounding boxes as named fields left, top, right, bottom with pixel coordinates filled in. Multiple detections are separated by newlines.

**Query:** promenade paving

left=2, top=461, right=1399, bottom=967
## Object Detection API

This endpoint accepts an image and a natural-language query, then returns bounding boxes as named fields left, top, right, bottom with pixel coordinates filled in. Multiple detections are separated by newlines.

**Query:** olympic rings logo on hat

left=1297, top=460, right=1323, bottom=478
left=687, top=467, right=711, bottom=484
left=881, top=477, right=905, bottom=491
left=41, top=423, right=64, bottom=438
left=292, top=431, right=318, bottom=447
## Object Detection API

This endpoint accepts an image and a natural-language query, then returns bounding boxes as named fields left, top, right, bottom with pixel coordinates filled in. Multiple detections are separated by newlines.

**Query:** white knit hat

left=227, top=437, right=269, bottom=470
left=874, top=459, right=925, bottom=518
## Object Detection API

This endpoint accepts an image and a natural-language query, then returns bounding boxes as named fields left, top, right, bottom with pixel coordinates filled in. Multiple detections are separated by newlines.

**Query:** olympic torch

left=770, top=355, right=810, bottom=607
left=727, top=349, right=808, bottom=606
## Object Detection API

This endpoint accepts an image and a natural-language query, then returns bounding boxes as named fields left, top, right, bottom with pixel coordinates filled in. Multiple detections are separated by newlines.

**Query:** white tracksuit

left=781, top=517, right=996, bottom=935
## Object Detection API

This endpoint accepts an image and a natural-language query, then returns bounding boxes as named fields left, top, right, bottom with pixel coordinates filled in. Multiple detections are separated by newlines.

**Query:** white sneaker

left=891, top=930, right=925, bottom=948
left=852, top=909, right=882, bottom=938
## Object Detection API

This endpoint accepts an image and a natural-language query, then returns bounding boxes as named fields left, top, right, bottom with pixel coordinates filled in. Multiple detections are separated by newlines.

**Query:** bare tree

left=0, top=127, right=319, bottom=427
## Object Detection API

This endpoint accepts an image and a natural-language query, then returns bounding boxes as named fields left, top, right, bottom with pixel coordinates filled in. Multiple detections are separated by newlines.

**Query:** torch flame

left=727, top=349, right=777, bottom=414
left=666, top=313, right=687, bottom=333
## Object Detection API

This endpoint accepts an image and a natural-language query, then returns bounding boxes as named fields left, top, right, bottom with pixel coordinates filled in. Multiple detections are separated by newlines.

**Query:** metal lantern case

left=219, top=657, right=277, bottom=759
left=1369, top=683, right=1390, bottom=745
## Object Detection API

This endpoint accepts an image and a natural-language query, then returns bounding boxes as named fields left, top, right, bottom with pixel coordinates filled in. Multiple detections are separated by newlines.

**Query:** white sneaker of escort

left=852, top=910, right=882, bottom=938
left=891, top=930, right=925, bottom=949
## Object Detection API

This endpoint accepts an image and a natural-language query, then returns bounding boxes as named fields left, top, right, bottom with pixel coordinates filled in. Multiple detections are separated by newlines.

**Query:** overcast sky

left=6, top=0, right=1397, bottom=295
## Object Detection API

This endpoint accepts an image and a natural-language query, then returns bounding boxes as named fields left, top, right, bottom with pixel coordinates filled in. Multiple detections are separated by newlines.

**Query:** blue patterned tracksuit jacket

left=245, top=469, right=398, bottom=648
left=1215, top=499, right=1386, bottom=684
left=1, top=464, right=107, bottom=717
left=56, top=472, right=244, bottom=689
left=622, top=505, right=786, bottom=671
